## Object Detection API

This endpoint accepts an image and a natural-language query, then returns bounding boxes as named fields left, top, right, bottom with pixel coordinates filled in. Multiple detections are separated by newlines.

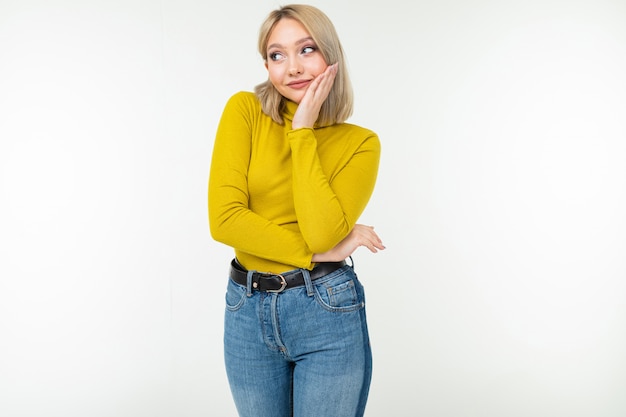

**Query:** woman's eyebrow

left=267, top=37, right=314, bottom=50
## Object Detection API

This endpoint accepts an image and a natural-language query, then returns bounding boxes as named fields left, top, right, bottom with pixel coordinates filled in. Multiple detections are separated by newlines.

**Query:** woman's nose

left=288, top=60, right=303, bottom=76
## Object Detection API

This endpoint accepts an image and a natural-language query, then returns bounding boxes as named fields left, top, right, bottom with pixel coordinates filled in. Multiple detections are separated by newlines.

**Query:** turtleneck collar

left=282, top=99, right=298, bottom=122
left=281, top=99, right=324, bottom=128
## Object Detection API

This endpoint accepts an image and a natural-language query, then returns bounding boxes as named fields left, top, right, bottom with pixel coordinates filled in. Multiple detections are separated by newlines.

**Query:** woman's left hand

left=292, top=63, right=338, bottom=129
left=312, top=224, right=385, bottom=263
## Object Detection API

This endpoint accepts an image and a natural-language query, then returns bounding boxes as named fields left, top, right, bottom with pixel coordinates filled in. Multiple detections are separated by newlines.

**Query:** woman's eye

left=302, top=46, right=316, bottom=54
left=269, top=52, right=283, bottom=61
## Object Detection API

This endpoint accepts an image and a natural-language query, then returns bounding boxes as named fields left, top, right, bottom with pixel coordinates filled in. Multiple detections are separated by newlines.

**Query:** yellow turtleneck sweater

left=208, top=91, right=380, bottom=274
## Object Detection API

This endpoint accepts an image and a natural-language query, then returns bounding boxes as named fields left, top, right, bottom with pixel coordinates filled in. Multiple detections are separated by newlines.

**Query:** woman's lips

left=287, top=80, right=311, bottom=89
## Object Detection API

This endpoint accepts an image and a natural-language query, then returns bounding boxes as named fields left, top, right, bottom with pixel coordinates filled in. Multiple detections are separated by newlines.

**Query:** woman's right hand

left=291, top=63, right=338, bottom=129
left=312, top=224, right=385, bottom=263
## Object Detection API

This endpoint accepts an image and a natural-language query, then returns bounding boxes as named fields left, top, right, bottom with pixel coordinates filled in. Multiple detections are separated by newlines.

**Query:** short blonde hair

left=254, top=4, right=354, bottom=126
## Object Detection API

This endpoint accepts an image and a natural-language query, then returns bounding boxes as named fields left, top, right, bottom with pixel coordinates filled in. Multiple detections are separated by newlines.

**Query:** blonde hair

left=254, top=4, right=354, bottom=126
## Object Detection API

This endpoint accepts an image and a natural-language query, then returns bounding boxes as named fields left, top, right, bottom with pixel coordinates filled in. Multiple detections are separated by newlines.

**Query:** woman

left=208, top=4, right=384, bottom=416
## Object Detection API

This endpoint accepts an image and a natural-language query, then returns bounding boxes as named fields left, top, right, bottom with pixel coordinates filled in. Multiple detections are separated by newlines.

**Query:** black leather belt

left=229, top=258, right=346, bottom=292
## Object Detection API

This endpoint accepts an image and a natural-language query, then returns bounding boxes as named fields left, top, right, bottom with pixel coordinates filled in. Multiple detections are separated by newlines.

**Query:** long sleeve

left=289, top=127, right=380, bottom=253
left=208, top=93, right=315, bottom=269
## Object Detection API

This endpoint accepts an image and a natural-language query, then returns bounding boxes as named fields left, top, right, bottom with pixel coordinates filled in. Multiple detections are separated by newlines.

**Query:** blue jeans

left=223, top=262, right=372, bottom=417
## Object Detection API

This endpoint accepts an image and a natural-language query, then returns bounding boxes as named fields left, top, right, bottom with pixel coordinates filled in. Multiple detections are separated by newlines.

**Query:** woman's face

left=265, top=18, right=328, bottom=104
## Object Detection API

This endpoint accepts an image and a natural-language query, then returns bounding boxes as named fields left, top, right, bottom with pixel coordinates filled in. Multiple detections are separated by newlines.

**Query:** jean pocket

left=313, top=267, right=365, bottom=313
left=225, top=279, right=247, bottom=311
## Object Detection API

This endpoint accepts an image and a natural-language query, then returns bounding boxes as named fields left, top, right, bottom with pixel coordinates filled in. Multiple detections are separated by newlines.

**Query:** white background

left=1, top=0, right=625, bottom=416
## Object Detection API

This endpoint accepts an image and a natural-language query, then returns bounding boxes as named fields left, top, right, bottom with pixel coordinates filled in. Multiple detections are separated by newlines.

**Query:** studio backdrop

left=1, top=0, right=625, bottom=416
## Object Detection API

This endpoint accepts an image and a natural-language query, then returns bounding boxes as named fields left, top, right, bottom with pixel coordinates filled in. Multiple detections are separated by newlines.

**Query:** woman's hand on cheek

left=292, top=63, right=338, bottom=129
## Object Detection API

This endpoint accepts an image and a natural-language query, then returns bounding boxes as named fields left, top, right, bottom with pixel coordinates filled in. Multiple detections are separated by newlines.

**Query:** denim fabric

left=223, top=263, right=372, bottom=417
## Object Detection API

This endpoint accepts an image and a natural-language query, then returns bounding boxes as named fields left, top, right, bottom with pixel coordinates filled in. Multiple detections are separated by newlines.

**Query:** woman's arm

left=208, top=93, right=315, bottom=268
left=289, top=130, right=380, bottom=253
left=288, top=64, right=381, bottom=253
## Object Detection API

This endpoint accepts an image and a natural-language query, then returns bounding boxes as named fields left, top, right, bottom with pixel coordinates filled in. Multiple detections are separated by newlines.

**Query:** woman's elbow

left=305, top=234, right=343, bottom=254
left=208, top=215, right=228, bottom=243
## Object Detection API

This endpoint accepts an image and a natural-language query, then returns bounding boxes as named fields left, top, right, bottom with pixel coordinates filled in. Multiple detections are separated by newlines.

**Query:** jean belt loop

left=302, top=268, right=314, bottom=297
left=245, top=270, right=254, bottom=297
